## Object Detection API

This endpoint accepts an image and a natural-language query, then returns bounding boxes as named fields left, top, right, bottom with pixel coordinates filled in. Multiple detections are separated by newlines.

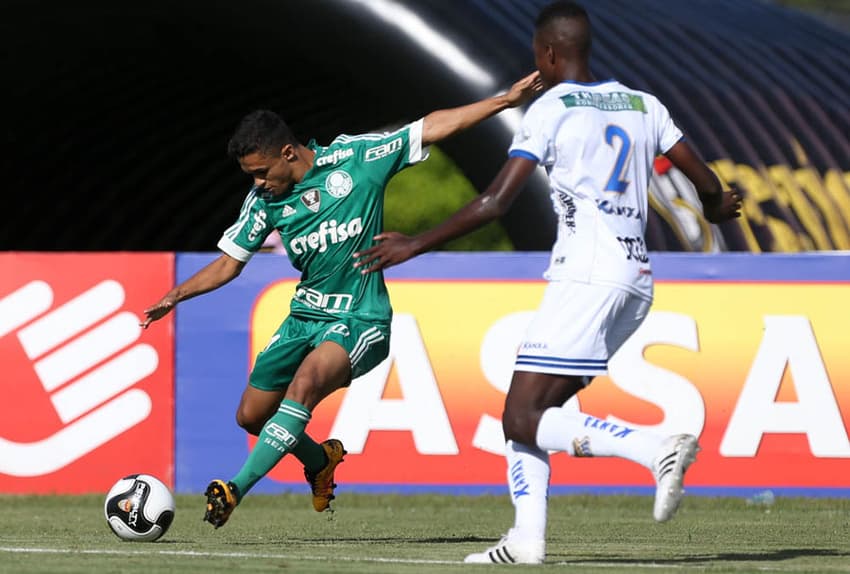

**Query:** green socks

left=230, top=399, right=311, bottom=501
left=292, top=433, right=327, bottom=475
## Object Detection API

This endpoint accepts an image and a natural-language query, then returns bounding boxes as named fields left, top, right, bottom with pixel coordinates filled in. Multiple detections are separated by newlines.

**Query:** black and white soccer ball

left=104, top=474, right=175, bottom=542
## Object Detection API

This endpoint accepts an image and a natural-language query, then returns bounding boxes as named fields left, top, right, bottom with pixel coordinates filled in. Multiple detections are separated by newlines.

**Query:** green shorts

left=249, top=314, right=391, bottom=392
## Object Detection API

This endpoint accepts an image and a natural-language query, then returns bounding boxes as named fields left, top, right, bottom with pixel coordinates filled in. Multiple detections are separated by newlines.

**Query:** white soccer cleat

left=652, top=433, right=699, bottom=523
left=464, top=531, right=545, bottom=564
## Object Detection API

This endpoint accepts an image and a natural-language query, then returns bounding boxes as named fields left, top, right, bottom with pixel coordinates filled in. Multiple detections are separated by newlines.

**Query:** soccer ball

left=104, top=474, right=175, bottom=542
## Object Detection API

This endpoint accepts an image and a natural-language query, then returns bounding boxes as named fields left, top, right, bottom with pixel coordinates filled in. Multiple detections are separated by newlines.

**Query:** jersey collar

left=559, top=78, right=617, bottom=87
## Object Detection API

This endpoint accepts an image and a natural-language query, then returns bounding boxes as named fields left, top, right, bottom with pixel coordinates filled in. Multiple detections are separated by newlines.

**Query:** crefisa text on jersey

left=248, top=211, right=268, bottom=242
left=316, top=148, right=354, bottom=167
left=289, top=218, right=363, bottom=255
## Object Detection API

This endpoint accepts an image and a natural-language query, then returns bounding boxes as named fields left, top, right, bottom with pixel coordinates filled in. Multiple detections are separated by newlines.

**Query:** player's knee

left=286, top=373, right=341, bottom=411
left=236, top=408, right=264, bottom=436
left=502, top=409, right=540, bottom=445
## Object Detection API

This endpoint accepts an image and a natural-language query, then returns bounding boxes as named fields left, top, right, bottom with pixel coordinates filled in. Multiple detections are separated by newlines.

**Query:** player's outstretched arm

left=353, top=156, right=538, bottom=273
left=141, top=253, right=246, bottom=328
left=665, top=140, right=743, bottom=223
left=420, top=71, right=542, bottom=147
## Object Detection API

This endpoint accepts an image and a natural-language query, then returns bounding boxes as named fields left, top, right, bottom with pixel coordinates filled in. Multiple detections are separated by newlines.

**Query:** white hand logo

left=0, top=280, right=158, bottom=477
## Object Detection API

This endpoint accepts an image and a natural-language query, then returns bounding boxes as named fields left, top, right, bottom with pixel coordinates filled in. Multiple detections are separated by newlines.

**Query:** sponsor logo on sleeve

left=365, top=137, right=403, bottom=162
left=247, top=211, right=268, bottom=241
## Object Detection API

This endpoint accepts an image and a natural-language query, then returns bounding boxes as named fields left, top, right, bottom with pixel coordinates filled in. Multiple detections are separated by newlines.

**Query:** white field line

left=1, top=546, right=845, bottom=571
left=0, top=547, right=454, bottom=565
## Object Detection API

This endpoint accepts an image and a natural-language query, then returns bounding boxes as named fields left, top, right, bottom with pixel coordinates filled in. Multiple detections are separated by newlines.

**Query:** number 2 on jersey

left=604, top=124, right=631, bottom=193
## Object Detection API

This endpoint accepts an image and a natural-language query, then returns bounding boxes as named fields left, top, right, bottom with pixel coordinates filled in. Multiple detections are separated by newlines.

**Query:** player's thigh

left=516, top=279, right=649, bottom=381
left=286, top=341, right=353, bottom=409
left=287, top=318, right=390, bottom=409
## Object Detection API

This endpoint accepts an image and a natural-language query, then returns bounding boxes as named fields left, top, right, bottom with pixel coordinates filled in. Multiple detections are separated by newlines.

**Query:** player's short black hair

left=227, top=110, right=298, bottom=159
left=535, top=0, right=589, bottom=30
left=535, top=1, right=591, bottom=57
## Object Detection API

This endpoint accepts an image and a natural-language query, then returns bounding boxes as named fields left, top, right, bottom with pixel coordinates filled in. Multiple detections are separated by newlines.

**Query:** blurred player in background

left=353, top=0, right=742, bottom=564
left=140, top=72, right=542, bottom=528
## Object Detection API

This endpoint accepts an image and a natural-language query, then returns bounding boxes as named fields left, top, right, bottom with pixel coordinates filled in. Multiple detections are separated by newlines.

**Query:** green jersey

left=218, top=119, right=427, bottom=323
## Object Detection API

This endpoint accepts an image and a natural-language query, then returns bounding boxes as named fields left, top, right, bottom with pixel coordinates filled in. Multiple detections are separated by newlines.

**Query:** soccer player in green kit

left=141, top=71, right=542, bottom=528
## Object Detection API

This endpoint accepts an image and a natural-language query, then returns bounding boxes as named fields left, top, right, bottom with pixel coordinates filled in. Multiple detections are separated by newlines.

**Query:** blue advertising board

left=175, top=252, right=850, bottom=496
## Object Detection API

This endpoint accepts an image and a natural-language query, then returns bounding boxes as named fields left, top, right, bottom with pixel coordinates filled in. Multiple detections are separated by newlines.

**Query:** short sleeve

left=216, top=189, right=271, bottom=262
left=351, top=119, right=430, bottom=182
left=653, top=98, right=684, bottom=154
left=508, top=100, right=551, bottom=165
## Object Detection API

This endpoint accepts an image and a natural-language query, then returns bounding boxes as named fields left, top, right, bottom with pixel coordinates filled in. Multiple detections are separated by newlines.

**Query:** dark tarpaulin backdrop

left=2, top=0, right=849, bottom=252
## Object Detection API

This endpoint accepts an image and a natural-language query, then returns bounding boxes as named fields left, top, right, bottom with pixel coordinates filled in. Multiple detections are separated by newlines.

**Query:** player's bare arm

left=141, top=253, right=246, bottom=328
left=421, top=71, right=542, bottom=146
left=664, top=140, right=743, bottom=223
left=353, top=156, right=538, bottom=273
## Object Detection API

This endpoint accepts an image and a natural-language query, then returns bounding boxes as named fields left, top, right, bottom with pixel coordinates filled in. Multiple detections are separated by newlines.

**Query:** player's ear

left=545, top=44, right=556, bottom=65
left=280, top=144, right=296, bottom=161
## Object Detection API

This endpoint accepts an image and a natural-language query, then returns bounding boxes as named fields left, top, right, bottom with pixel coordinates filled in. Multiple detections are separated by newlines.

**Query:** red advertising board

left=0, top=253, right=174, bottom=493
left=248, top=278, right=850, bottom=492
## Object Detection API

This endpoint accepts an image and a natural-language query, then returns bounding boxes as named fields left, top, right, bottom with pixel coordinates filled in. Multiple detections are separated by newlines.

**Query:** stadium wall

left=1, top=252, right=849, bottom=497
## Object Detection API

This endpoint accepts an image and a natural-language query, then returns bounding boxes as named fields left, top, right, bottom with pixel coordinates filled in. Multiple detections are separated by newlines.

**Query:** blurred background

left=2, top=0, right=849, bottom=253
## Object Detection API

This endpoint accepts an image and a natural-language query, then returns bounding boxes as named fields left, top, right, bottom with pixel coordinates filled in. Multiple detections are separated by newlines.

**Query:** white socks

left=535, top=407, right=663, bottom=469
left=504, top=408, right=667, bottom=542
left=505, top=440, right=550, bottom=542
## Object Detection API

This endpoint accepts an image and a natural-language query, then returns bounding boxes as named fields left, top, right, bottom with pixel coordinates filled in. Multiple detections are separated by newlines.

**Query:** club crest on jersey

left=301, top=189, right=321, bottom=212
left=326, top=170, right=353, bottom=199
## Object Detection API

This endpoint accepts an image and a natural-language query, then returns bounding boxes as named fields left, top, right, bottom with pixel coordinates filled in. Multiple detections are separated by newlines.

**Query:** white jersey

left=510, top=80, right=683, bottom=301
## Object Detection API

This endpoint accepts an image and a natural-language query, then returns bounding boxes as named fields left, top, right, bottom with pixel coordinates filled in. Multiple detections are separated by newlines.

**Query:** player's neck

left=293, top=145, right=317, bottom=183
left=560, top=63, right=595, bottom=84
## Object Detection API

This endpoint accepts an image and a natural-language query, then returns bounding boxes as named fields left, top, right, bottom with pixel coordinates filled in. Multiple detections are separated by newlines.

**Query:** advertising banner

left=175, top=253, right=850, bottom=496
left=0, top=253, right=175, bottom=493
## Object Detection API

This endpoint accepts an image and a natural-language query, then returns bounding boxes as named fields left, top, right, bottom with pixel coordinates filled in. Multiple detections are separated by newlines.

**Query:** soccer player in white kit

left=354, top=0, right=742, bottom=564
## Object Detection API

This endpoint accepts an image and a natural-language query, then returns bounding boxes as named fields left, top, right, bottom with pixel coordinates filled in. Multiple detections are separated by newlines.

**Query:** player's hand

left=141, top=295, right=177, bottom=328
left=504, top=71, right=544, bottom=108
left=352, top=232, right=417, bottom=274
left=704, top=184, right=743, bottom=224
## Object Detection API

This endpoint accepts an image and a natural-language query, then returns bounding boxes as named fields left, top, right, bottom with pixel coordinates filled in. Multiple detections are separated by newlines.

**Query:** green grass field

left=1, top=493, right=849, bottom=573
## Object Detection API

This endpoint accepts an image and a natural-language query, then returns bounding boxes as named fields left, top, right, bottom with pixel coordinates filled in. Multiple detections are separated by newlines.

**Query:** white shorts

left=514, top=279, right=651, bottom=382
